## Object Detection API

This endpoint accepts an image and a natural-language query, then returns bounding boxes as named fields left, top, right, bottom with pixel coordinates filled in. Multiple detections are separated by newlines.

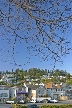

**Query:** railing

left=16, top=90, right=28, bottom=94
left=52, top=91, right=65, bottom=94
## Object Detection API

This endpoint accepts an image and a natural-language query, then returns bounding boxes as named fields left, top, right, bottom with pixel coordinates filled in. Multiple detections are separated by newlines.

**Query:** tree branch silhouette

left=0, top=0, right=72, bottom=67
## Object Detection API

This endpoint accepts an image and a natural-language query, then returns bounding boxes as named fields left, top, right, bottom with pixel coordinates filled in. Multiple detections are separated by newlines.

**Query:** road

left=0, top=100, right=72, bottom=108
left=0, top=104, right=11, bottom=108
left=61, top=100, right=72, bottom=104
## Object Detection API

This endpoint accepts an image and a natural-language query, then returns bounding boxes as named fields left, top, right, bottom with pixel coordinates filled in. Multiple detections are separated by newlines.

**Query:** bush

left=12, top=104, right=72, bottom=108
left=11, top=98, right=17, bottom=101
left=38, top=105, right=72, bottom=108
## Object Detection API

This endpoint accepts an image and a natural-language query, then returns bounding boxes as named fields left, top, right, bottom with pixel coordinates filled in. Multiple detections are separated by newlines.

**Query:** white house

left=9, top=86, right=17, bottom=99
left=34, top=82, right=45, bottom=86
left=39, top=82, right=45, bottom=86
left=0, top=85, right=9, bottom=101
left=28, top=85, right=47, bottom=99
left=3, top=73, right=14, bottom=78
left=0, top=79, right=2, bottom=82
left=45, top=82, right=65, bottom=99
left=63, top=85, right=72, bottom=99
left=9, top=83, right=28, bottom=99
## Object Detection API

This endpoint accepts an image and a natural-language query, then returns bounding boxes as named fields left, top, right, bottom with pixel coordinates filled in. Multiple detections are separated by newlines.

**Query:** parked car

left=40, top=99, right=48, bottom=103
left=27, top=104, right=38, bottom=108
left=17, top=99, right=26, bottom=104
left=6, top=100, right=15, bottom=104
left=48, top=99, right=58, bottom=103
left=30, top=99, right=38, bottom=103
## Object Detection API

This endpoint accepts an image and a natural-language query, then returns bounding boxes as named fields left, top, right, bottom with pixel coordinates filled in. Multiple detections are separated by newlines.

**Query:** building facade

left=9, top=83, right=28, bottom=100
left=0, top=85, right=9, bottom=101
left=45, top=82, right=65, bottom=99
left=28, top=85, right=47, bottom=99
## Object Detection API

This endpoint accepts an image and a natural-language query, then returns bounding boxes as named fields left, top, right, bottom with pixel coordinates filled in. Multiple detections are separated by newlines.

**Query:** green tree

left=66, top=73, right=70, bottom=80
left=15, top=68, right=20, bottom=82
left=20, top=70, right=24, bottom=80
left=54, top=69, right=60, bottom=77
left=66, top=79, right=72, bottom=85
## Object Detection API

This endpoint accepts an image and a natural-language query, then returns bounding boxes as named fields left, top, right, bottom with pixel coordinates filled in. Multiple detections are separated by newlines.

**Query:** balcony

left=16, top=90, right=28, bottom=94
left=52, top=91, right=65, bottom=94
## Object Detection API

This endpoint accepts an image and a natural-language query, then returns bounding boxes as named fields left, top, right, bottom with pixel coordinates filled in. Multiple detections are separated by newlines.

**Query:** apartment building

left=0, top=85, right=9, bottom=101
left=45, top=82, right=65, bottom=99
left=28, top=85, right=47, bottom=99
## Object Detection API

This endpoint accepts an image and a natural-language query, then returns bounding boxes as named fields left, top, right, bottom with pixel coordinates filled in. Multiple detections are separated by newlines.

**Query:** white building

left=0, top=85, right=9, bottom=100
left=9, top=83, right=28, bottom=99
left=64, top=85, right=72, bottom=99
left=39, top=82, right=45, bottom=86
left=45, top=82, right=65, bottom=99
left=3, top=73, right=14, bottom=78
left=9, top=86, right=17, bottom=99
left=28, top=85, right=47, bottom=99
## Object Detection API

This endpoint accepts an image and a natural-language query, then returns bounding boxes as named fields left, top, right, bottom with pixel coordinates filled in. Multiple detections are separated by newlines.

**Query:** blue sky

left=0, top=0, right=72, bottom=74
left=0, top=46, right=72, bottom=74
left=0, top=28, right=72, bottom=73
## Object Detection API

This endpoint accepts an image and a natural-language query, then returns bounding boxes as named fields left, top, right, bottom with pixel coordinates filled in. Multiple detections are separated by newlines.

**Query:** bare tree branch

left=0, top=0, right=72, bottom=67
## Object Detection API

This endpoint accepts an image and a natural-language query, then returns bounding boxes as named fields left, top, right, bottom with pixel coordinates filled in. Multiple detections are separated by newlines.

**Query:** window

left=10, top=94, right=11, bottom=98
left=19, top=87, right=22, bottom=91
left=38, top=90, right=40, bottom=94
left=69, top=87, right=71, bottom=89
left=0, top=93, right=8, bottom=97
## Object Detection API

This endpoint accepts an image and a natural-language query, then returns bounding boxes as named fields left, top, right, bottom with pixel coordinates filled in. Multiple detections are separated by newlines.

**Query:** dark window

left=10, top=94, right=11, bottom=98
left=38, top=90, right=40, bottom=94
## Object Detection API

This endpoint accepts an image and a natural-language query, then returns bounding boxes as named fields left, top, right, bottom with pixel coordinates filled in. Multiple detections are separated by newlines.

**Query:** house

left=45, top=82, right=65, bottom=99
left=0, top=85, right=9, bottom=101
left=59, top=76, right=66, bottom=79
left=28, top=85, right=47, bottom=99
left=0, top=79, right=2, bottom=82
left=9, top=83, right=28, bottom=100
left=9, top=86, right=17, bottom=99
left=16, top=83, right=28, bottom=100
left=62, top=84, right=72, bottom=99
left=39, top=82, right=45, bottom=86
left=1, top=76, right=15, bottom=84
left=41, top=75, right=49, bottom=79
left=3, top=73, right=14, bottom=78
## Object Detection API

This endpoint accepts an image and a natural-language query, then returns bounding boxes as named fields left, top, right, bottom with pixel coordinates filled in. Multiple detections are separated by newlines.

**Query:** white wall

left=0, top=85, right=7, bottom=90
left=36, top=86, right=47, bottom=97
left=0, top=90, right=9, bottom=99
left=47, top=88, right=65, bottom=98
left=65, top=86, right=72, bottom=99
left=9, top=85, right=28, bottom=99
left=9, top=87, right=17, bottom=98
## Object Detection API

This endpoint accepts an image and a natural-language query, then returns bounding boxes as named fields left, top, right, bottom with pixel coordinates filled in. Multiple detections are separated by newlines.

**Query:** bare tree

left=0, top=0, right=72, bottom=67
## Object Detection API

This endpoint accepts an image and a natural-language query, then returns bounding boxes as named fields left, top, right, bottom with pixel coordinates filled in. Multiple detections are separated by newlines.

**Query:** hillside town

left=0, top=68, right=72, bottom=103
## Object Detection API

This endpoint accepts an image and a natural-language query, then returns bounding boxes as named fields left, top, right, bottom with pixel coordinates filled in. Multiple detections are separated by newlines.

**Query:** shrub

left=12, top=104, right=72, bottom=108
